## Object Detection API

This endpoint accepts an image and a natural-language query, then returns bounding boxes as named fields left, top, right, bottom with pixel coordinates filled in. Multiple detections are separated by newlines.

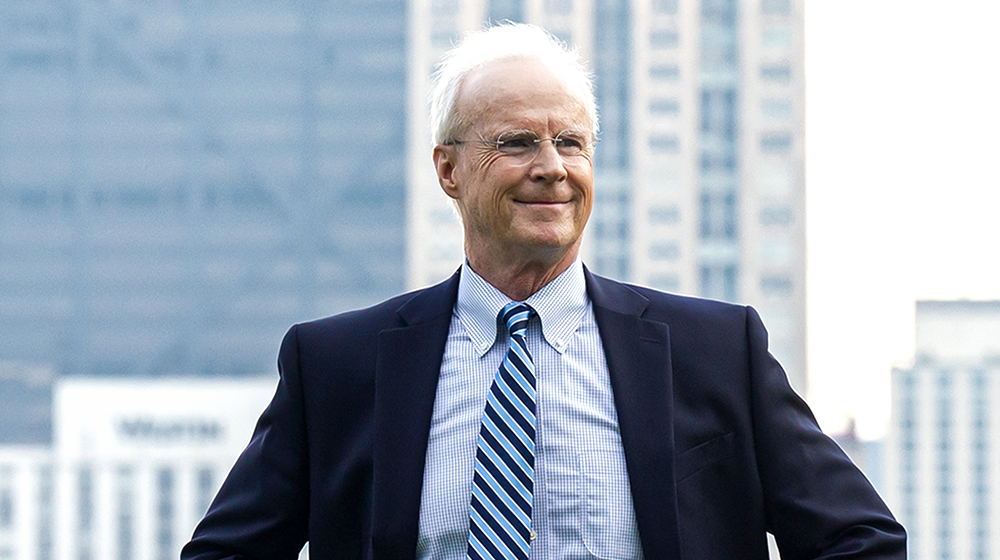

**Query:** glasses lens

left=553, top=130, right=589, bottom=156
left=495, top=130, right=539, bottom=156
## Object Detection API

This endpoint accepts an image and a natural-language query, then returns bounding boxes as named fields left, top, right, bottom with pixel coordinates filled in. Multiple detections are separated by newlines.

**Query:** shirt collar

left=456, top=259, right=589, bottom=356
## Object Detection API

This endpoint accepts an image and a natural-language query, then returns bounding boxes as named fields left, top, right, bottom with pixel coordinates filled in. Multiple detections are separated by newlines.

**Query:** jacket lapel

left=371, top=273, right=459, bottom=560
left=586, top=270, right=682, bottom=560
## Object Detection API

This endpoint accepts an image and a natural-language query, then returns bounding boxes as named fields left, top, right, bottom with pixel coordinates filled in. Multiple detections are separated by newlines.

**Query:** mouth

left=513, top=199, right=572, bottom=206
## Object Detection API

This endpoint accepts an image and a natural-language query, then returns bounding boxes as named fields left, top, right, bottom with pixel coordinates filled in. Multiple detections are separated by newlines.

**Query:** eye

left=554, top=131, right=588, bottom=153
left=495, top=131, right=538, bottom=152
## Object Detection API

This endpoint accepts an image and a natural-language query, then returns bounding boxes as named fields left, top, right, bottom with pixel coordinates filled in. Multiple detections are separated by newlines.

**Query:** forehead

left=455, top=57, right=590, bottom=133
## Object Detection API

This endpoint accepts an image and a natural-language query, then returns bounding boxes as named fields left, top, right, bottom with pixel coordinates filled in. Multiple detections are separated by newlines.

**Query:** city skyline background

left=0, top=1, right=996, bottom=437
left=1, top=0, right=811, bottom=437
left=805, top=0, right=1000, bottom=439
left=1, top=0, right=998, bottom=558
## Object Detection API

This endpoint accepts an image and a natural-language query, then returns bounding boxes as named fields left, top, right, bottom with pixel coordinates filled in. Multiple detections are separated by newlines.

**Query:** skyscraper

left=886, top=300, right=1000, bottom=560
left=0, top=1, right=409, bottom=379
left=406, top=0, right=806, bottom=392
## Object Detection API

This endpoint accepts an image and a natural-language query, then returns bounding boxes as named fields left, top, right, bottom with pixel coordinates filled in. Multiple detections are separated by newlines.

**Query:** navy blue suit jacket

left=182, top=270, right=905, bottom=559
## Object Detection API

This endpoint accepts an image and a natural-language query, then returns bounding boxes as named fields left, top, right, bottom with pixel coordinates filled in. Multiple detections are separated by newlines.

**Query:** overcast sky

left=804, top=0, right=1000, bottom=438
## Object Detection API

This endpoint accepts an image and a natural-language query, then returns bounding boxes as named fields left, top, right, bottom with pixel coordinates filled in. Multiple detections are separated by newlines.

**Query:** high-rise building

left=886, top=300, right=1000, bottom=560
left=406, top=0, right=806, bottom=392
left=0, top=1, right=409, bottom=378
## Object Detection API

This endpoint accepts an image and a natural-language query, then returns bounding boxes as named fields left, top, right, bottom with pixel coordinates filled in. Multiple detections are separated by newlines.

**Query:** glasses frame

left=444, top=128, right=599, bottom=163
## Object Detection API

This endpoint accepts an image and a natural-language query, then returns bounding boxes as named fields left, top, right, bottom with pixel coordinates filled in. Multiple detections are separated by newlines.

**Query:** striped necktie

left=467, top=302, right=536, bottom=560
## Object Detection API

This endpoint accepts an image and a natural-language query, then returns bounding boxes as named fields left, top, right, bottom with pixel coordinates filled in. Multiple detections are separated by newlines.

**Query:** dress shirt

left=415, top=260, right=643, bottom=560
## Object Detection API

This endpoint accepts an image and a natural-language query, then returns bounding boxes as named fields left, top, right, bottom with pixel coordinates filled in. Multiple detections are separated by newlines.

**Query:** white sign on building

left=0, top=376, right=278, bottom=560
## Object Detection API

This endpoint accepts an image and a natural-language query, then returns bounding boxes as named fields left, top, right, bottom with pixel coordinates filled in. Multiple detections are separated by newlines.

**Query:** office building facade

left=886, top=301, right=1000, bottom=560
left=406, top=0, right=806, bottom=392
left=0, top=0, right=409, bottom=379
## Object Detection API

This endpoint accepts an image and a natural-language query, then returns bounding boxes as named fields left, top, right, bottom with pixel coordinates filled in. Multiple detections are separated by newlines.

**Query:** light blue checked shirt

left=416, top=260, right=644, bottom=560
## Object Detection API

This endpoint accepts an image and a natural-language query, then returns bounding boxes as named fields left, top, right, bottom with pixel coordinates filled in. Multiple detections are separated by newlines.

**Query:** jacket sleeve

left=746, top=306, right=906, bottom=559
left=181, top=325, right=310, bottom=560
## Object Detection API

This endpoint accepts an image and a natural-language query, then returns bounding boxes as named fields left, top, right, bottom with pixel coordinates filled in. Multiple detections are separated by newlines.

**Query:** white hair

left=429, top=23, right=599, bottom=145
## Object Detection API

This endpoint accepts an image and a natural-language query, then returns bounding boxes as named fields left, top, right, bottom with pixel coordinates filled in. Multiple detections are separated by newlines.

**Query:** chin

left=515, top=230, right=582, bottom=254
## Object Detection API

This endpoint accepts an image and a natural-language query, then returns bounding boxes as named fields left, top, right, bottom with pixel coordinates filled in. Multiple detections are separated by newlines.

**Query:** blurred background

left=0, top=0, right=997, bottom=558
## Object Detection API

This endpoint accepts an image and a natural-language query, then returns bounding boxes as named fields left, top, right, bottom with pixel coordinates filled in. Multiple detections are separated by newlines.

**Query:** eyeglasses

left=445, top=129, right=597, bottom=163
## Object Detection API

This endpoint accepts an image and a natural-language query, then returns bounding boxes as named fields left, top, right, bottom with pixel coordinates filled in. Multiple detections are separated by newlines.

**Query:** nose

left=529, top=139, right=568, bottom=183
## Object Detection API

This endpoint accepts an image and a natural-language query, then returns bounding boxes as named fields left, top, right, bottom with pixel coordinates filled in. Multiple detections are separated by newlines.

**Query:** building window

left=761, top=132, right=793, bottom=153
left=760, top=276, right=793, bottom=297
left=0, top=467, right=11, bottom=530
left=544, top=0, right=573, bottom=14
left=759, top=205, right=793, bottom=226
left=761, top=0, right=791, bottom=15
left=117, top=467, right=134, bottom=560
left=700, top=265, right=737, bottom=302
left=649, top=134, right=680, bottom=153
left=971, top=370, right=989, bottom=542
left=700, top=89, right=737, bottom=140
left=700, top=192, right=737, bottom=239
left=936, top=372, right=952, bottom=555
left=156, top=468, right=175, bottom=560
left=701, top=152, right=736, bottom=172
left=897, top=377, right=918, bottom=548
left=701, top=0, right=737, bottom=24
left=78, top=466, right=94, bottom=560
left=650, top=98, right=680, bottom=116
left=650, top=64, right=680, bottom=81
left=761, top=64, right=792, bottom=82
left=652, top=0, right=679, bottom=14
left=648, top=205, right=680, bottom=225
left=37, top=466, right=53, bottom=560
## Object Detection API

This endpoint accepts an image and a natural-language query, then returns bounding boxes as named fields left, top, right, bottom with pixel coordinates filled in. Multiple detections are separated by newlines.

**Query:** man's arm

left=181, top=325, right=310, bottom=560
left=746, top=306, right=906, bottom=559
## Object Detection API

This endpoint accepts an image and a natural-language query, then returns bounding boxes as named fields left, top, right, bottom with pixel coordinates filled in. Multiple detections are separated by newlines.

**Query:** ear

left=433, top=144, right=461, bottom=200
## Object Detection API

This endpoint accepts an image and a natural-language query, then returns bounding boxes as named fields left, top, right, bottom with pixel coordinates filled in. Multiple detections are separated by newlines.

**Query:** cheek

left=461, top=175, right=510, bottom=227
left=572, top=170, right=595, bottom=210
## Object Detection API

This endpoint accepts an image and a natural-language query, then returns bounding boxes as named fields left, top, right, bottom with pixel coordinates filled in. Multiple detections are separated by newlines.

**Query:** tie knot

left=501, top=302, right=532, bottom=338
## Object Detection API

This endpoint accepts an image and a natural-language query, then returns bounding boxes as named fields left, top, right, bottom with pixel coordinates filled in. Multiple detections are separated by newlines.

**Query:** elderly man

left=183, top=24, right=905, bottom=560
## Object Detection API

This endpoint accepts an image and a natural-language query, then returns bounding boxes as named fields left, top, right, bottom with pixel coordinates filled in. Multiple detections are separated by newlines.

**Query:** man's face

left=435, top=57, right=595, bottom=265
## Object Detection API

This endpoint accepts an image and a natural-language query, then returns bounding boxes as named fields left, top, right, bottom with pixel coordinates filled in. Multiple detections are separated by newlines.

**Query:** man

left=183, top=24, right=905, bottom=560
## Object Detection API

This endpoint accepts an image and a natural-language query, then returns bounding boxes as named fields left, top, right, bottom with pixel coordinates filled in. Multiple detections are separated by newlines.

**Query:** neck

left=466, top=244, right=579, bottom=302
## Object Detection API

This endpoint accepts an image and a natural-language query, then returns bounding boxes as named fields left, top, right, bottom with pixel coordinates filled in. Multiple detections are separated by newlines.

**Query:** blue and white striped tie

left=467, top=302, right=536, bottom=560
